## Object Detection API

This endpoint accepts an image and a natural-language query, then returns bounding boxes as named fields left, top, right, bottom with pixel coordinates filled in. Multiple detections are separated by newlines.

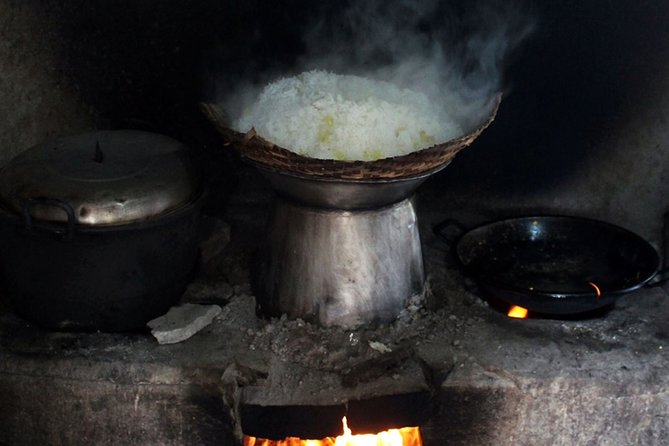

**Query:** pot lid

left=0, top=130, right=202, bottom=226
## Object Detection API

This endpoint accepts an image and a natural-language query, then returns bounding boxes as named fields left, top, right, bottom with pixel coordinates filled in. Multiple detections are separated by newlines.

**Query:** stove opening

left=244, top=416, right=422, bottom=446
left=240, top=392, right=431, bottom=446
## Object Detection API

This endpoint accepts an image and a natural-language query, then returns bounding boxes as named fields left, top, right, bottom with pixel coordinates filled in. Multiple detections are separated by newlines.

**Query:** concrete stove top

left=1, top=168, right=667, bottom=445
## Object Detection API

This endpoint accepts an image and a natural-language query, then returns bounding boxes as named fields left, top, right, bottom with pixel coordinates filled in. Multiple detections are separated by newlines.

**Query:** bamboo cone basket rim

left=201, top=94, right=501, bottom=181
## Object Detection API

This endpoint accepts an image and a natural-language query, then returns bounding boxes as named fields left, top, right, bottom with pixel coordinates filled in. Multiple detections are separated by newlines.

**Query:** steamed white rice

left=233, top=70, right=462, bottom=161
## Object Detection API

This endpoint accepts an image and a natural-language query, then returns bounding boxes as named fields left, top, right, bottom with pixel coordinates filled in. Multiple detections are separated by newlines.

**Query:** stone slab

left=148, top=303, right=222, bottom=345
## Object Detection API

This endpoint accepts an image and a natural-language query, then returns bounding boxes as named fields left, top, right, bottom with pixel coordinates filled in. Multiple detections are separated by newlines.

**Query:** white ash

left=235, top=290, right=451, bottom=376
left=196, top=264, right=665, bottom=385
left=216, top=292, right=260, bottom=333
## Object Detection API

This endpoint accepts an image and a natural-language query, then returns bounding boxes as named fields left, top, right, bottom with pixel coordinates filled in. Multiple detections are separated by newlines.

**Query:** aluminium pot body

left=0, top=130, right=205, bottom=331
left=255, top=197, right=425, bottom=328
left=253, top=166, right=438, bottom=329
left=0, top=192, right=204, bottom=332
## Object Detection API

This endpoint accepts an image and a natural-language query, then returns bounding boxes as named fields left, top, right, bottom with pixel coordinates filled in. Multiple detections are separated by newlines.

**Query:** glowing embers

left=501, top=282, right=607, bottom=320
left=243, top=417, right=422, bottom=446
left=506, top=305, right=529, bottom=319
left=588, top=282, right=602, bottom=298
left=494, top=283, right=613, bottom=320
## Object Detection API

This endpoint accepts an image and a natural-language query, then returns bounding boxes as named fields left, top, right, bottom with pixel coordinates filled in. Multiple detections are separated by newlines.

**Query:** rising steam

left=221, top=0, right=534, bottom=135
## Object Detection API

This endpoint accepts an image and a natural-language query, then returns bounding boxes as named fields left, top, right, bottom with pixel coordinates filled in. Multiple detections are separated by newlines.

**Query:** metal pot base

left=254, top=197, right=425, bottom=329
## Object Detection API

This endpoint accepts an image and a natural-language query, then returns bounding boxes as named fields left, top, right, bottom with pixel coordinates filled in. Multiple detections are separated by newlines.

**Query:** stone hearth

left=1, top=167, right=667, bottom=446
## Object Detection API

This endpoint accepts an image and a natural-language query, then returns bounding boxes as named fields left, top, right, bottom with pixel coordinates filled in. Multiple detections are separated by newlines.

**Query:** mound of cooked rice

left=233, top=70, right=462, bottom=161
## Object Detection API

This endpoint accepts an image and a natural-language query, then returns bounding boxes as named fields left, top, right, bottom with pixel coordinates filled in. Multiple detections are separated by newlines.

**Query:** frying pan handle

left=433, top=219, right=467, bottom=246
left=645, top=267, right=669, bottom=288
left=22, top=197, right=76, bottom=238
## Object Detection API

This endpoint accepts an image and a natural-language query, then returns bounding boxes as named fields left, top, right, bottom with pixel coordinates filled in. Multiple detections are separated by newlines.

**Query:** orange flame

left=588, top=282, right=601, bottom=298
left=243, top=417, right=422, bottom=446
left=507, top=305, right=529, bottom=319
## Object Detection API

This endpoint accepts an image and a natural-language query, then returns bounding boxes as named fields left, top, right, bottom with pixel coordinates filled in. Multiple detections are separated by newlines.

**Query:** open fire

left=243, top=417, right=422, bottom=446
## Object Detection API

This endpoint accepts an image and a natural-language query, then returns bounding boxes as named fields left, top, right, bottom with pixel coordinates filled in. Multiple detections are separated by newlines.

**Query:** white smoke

left=222, top=0, right=534, bottom=135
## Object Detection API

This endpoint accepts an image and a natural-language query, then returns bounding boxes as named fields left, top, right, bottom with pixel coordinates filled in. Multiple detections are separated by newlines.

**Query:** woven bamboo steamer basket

left=200, top=94, right=501, bottom=181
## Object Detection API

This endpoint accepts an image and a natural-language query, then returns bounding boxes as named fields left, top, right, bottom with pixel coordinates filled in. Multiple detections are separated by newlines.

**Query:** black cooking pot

left=434, top=215, right=665, bottom=315
left=0, top=131, right=205, bottom=331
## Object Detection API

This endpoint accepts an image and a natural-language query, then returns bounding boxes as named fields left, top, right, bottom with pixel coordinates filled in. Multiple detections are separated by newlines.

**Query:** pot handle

left=433, top=219, right=467, bottom=246
left=645, top=267, right=669, bottom=288
left=22, top=197, right=76, bottom=238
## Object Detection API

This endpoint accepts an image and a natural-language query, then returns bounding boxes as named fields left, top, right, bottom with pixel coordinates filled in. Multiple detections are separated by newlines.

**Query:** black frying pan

left=435, top=215, right=665, bottom=315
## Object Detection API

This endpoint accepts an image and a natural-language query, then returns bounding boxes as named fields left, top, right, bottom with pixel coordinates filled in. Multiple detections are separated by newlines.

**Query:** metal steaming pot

left=0, top=130, right=205, bottom=332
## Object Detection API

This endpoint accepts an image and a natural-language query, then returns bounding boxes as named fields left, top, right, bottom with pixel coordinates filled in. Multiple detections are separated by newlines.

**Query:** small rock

left=147, top=304, right=222, bottom=345
left=368, top=340, right=392, bottom=353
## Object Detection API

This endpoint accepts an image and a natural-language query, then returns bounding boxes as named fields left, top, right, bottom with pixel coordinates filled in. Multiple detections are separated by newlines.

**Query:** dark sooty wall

left=1, top=0, right=668, bottom=240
